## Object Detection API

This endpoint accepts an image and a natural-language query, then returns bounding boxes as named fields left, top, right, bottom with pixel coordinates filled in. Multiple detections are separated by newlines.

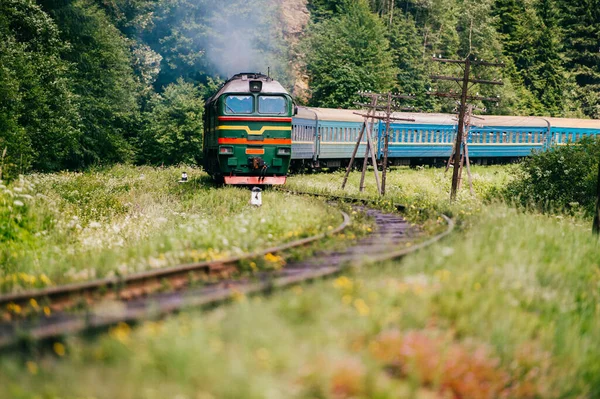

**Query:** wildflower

left=434, top=269, right=451, bottom=282
left=13, top=200, right=24, bottom=207
left=26, top=361, right=38, bottom=375
left=89, top=221, right=101, bottom=228
left=249, top=261, right=258, bottom=271
left=109, top=322, right=131, bottom=343
left=6, top=303, right=21, bottom=315
left=29, top=298, right=39, bottom=310
left=354, top=299, right=370, bottom=316
left=255, top=347, right=270, bottom=365
left=264, top=253, right=285, bottom=268
left=333, top=276, right=353, bottom=290
left=53, top=342, right=66, bottom=357
left=40, top=274, right=52, bottom=286
left=43, top=306, right=51, bottom=316
left=441, top=247, right=455, bottom=257
left=231, top=289, right=246, bottom=303
left=342, top=295, right=353, bottom=305
left=209, top=339, right=223, bottom=353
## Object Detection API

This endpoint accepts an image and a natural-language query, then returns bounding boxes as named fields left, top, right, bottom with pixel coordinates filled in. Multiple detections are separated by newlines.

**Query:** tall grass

left=2, top=203, right=599, bottom=398
left=3, top=166, right=600, bottom=398
left=0, top=165, right=341, bottom=292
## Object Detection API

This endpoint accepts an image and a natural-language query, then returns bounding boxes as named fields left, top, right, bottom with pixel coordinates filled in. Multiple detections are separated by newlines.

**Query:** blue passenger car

left=291, top=108, right=600, bottom=168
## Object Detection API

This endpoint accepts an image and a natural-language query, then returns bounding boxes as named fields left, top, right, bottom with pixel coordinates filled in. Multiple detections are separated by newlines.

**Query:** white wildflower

left=13, top=200, right=24, bottom=207
left=441, top=247, right=455, bottom=257
left=89, top=221, right=102, bottom=228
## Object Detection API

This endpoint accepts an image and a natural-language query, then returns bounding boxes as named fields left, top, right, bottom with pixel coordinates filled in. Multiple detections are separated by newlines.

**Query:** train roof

left=296, top=107, right=600, bottom=129
left=208, top=73, right=289, bottom=103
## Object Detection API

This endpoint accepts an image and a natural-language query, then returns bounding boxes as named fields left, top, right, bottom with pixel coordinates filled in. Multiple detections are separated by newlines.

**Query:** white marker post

left=250, top=187, right=262, bottom=206
left=179, top=171, right=188, bottom=183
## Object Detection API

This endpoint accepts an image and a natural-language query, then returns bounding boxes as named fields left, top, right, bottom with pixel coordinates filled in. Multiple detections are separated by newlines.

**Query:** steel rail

left=0, top=206, right=454, bottom=349
left=0, top=208, right=351, bottom=311
left=276, top=188, right=407, bottom=211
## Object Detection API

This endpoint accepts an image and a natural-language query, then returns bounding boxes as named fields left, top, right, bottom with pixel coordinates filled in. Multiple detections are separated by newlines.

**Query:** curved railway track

left=0, top=196, right=454, bottom=349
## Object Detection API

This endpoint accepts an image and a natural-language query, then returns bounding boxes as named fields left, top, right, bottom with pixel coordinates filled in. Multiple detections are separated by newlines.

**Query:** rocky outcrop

left=277, top=0, right=311, bottom=102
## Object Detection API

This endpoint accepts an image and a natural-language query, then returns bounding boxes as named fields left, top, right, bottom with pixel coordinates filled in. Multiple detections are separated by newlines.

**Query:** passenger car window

left=258, top=96, right=287, bottom=114
left=225, top=95, right=254, bottom=114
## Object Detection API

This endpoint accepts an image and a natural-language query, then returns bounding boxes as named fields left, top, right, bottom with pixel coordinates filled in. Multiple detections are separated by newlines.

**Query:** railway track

left=0, top=197, right=453, bottom=349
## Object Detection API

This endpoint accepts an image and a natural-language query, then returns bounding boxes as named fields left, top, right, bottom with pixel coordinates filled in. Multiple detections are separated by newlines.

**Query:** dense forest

left=0, top=0, right=599, bottom=176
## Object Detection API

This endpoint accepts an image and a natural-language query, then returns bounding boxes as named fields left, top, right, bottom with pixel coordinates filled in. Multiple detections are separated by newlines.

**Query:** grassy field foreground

left=0, top=165, right=342, bottom=292
left=2, top=167, right=600, bottom=398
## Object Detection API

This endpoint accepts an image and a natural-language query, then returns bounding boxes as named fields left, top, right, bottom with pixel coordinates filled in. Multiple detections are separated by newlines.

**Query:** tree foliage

left=0, top=0, right=599, bottom=175
left=0, top=0, right=80, bottom=175
left=302, top=0, right=397, bottom=108
left=139, top=79, right=204, bottom=165
left=504, top=137, right=600, bottom=215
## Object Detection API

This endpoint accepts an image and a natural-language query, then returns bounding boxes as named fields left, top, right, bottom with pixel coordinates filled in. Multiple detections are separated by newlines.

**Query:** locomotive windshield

left=258, top=96, right=287, bottom=114
left=225, top=95, right=254, bottom=114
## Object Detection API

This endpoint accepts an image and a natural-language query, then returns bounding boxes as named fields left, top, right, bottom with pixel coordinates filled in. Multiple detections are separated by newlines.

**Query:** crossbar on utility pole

left=342, top=92, right=415, bottom=195
left=430, top=55, right=504, bottom=201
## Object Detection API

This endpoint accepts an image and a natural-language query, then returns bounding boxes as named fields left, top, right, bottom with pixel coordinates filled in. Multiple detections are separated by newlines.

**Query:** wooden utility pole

left=594, top=158, right=600, bottom=235
left=429, top=56, right=504, bottom=200
left=341, top=92, right=414, bottom=195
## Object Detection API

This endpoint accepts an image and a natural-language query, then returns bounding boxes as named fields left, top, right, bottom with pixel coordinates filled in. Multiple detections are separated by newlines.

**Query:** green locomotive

left=203, top=73, right=294, bottom=185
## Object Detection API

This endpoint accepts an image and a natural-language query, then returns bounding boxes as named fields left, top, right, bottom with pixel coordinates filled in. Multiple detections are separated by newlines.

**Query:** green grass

left=0, top=165, right=342, bottom=292
left=2, top=166, right=600, bottom=398
left=287, top=165, right=513, bottom=222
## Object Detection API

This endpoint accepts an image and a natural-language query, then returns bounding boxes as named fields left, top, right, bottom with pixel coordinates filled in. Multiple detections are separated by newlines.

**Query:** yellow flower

left=231, top=289, right=246, bottom=303
left=43, top=306, right=51, bottom=316
left=53, top=342, right=66, bottom=357
left=26, top=361, right=38, bottom=375
left=109, top=322, right=131, bottom=343
left=29, top=298, right=39, bottom=310
left=40, top=274, right=52, bottom=286
left=263, top=253, right=285, bottom=269
left=6, top=303, right=21, bottom=314
left=333, top=276, right=353, bottom=290
left=354, top=299, right=370, bottom=316
left=255, top=347, right=270, bottom=366
left=342, top=295, right=353, bottom=305
left=434, top=269, right=451, bottom=282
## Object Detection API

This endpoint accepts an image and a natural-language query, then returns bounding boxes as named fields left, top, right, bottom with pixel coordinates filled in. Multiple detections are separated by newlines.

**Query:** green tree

left=40, top=0, right=144, bottom=166
left=307, top=0, right=351, bottom=21
left=387, top=13, right=433, bottom=110
left=557, top=0, right=600, bottom=118
left=139, top=79, right=204, bottom=165
left=302, top=0, right=397, bottom=108
left=0, top=0, right=81, bottom=175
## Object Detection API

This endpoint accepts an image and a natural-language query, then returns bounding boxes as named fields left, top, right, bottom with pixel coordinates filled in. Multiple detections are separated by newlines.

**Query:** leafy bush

left=504, top=137, right=600, bottom=214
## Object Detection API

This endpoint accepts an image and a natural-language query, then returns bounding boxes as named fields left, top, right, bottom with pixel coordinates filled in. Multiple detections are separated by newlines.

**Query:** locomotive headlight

left=277, top=147, right=291, bottom=156
left=219, top=146, right=234, bottom=155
